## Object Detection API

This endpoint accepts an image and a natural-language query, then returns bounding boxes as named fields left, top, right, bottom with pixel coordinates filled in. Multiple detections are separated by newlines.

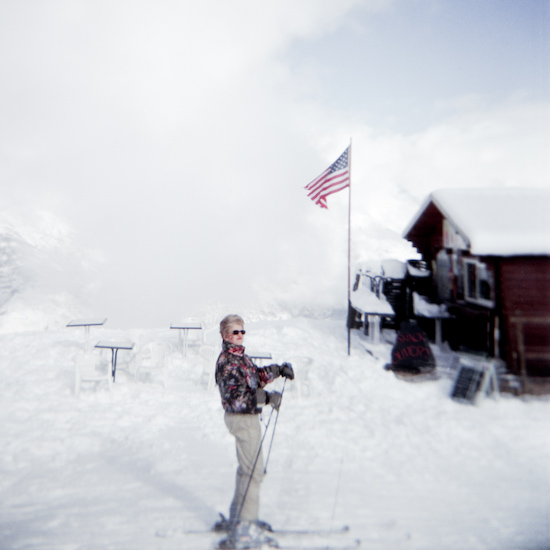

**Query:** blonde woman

left=215, top=314, right=294, bottom=536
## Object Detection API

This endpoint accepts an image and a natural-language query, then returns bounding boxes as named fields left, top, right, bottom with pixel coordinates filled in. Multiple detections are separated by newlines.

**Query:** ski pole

left=233, top=405, right=275, bottom=526
left=264, top=377, right=286, bottom=474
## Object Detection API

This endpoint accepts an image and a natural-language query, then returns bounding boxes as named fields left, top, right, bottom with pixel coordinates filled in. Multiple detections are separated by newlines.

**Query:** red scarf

left=224, top=339, right=245, bottom=357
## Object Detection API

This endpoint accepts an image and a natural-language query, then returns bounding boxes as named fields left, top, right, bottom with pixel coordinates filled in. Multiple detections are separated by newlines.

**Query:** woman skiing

left=214, top=314, right=294, bottom=537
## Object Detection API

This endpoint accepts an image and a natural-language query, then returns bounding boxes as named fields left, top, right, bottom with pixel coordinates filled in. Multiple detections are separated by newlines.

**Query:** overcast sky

left=1, top=0, right=549, bottom=328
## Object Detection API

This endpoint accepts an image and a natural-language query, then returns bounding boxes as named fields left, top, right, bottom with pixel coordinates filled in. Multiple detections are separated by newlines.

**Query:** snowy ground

left=1, top=317, right=549, bottom=550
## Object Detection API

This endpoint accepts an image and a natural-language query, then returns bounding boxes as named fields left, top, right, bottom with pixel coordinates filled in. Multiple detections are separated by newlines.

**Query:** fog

left=1, top=0, right=548, bottom=329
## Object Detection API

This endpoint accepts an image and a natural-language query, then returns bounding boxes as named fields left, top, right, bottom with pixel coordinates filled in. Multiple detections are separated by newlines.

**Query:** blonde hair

left=220, top=314, right=244, bottom=339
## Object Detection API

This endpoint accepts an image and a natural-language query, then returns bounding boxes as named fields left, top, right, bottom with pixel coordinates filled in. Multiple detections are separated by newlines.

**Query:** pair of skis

left=219, top=524, right=358, bottom=550
left=156, top=522, right=360, bottom=550
left=219, top=539, right=360, bottom=550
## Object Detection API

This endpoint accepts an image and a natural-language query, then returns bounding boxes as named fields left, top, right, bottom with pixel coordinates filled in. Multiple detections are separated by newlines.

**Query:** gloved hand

left=256, top=389, right=268, bottom=405
left=266, top=391, right=282, bottom=411
left=280, top=362, right=294, bottom=380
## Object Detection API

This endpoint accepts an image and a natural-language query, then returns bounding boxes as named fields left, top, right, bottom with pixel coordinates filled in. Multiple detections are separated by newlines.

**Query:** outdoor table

left=170, top=322, right=203, bottom=358
left=249, top=351, right=273, bottom=367
left=67, top=318, right=107, bottom=351
left=427, top=314, right=451, bottom=347
left=362, top=312, right=395, bottom=344
left=350, top=287, right=395, bottom=344
left=95, top=341, right=134, bottom=382
left=412, top=293, right=452, bottom=347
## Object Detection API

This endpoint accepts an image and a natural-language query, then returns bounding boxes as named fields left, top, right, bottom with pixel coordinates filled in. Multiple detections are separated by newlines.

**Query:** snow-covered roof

left=403, top=187, right=550, bottom=256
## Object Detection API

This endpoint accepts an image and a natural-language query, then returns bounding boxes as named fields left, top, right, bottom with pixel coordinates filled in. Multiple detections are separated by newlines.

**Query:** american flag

left=305, top=147, right=350, bottom=209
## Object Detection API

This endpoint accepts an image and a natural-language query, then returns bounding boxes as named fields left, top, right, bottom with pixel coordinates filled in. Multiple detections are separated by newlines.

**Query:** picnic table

left=67, top=318, right=107, bottom=351
left=170, top=322, right=203, bottom=357
left=95, top=341, right=134, bottom=382
left=350, top=287, right=395, bottom=344
left=413, top=292, right=452, bottom=347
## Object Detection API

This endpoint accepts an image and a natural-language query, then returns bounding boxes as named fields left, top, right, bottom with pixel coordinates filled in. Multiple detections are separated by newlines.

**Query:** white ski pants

left=224, top=412, right=264, bottom=522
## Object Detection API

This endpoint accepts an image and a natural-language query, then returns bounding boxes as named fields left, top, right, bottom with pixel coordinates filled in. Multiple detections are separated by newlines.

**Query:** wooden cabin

left=402, top=188, right=550, bottom=385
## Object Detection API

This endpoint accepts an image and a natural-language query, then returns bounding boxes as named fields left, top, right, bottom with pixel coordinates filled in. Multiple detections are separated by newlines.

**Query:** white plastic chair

left=74, top=352, right=112, bottom=396
left=199, top=344, right=218, bottom=391
left=134, top=342, right=168, bottom=387
left=201, top=324, right=219, bottom=345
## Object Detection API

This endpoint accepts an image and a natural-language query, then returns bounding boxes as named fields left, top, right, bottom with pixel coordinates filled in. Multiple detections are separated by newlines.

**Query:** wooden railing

left=509, top=316, right=550, bottom=393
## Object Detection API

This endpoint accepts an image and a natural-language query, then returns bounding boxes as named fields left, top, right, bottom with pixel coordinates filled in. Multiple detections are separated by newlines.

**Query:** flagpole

left=303, top=143, right=353, bottom=353
left=347, top=138, right=352, bottom=356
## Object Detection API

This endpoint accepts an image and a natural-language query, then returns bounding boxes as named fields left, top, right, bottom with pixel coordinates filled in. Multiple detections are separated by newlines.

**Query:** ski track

left=0, top=318, right=549, bottom=549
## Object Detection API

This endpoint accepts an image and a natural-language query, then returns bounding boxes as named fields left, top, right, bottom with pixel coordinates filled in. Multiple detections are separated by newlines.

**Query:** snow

left=407, top=264, right=430, bottom=278
left=403, top=187, right=550, bottom=256
left=1, top=317, right=549, bottom=550
left=413, top=292, right=450, bottom=318
left=0, top=210, right=96, bottom=334
left=350, top=286, right=395, bottom=315
left=381, top=260, right=407, bottom=279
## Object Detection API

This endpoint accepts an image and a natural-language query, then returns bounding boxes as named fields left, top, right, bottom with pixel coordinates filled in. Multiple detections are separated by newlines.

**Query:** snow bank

left=0, top=318, right=548, bottom=550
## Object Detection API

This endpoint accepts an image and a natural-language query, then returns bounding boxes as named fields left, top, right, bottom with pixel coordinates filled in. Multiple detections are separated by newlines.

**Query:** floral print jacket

left=215, top=340, right=276, bottom=414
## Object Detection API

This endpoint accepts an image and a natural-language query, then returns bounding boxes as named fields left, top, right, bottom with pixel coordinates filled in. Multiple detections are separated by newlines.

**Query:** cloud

left=350, top=96, right=550, bottom=230
left=0, top=1, right=548, bottom=329
left=0, top=208, right=99, bottom=332
left=1, top=0, right=385, bottom=327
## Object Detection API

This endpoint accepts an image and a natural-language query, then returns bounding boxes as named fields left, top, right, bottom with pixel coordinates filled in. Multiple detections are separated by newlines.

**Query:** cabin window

left=463, top=259, right=495, bottom=308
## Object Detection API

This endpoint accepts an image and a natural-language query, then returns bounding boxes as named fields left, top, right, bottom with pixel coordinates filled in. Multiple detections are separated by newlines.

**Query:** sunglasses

left=232, top=330, right=246, bottom=335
